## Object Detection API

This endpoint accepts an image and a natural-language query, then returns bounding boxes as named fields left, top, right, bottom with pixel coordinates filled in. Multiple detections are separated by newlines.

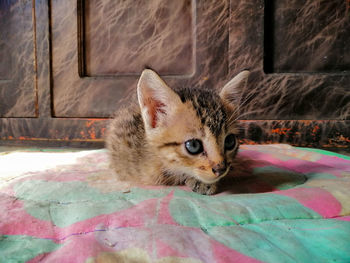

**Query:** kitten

left=106, top=69, right=249, bottom=195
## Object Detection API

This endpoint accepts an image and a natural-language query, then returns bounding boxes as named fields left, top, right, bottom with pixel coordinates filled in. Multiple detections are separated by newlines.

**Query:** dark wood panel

left=84, top=0, right=194, bottom=76
left=228, top=0, right=350, bottom=121
left=266, top=0, right=350, bottom=73
left=51, top=0, right=229, bottom=117
left=0, top=118, right=349, bottom=150
left=0, top=118, right=107, bottom=141
left=0, top=0, right=349, bottom=150
left=241, top=120, right=350, bottom=149
left=0, top=0, right=37, bottom=117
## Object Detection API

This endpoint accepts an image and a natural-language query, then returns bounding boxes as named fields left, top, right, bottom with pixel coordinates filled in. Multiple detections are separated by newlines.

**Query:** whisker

left=225, top=91, right=256, bottom=125
left=233, top=91, right=256, bottom=115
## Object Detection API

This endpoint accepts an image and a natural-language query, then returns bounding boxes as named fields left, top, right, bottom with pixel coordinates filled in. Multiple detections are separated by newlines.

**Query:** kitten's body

left=106, top=70, right=249, bottom=195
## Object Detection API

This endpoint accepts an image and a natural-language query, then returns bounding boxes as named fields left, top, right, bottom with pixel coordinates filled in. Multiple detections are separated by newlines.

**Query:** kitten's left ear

left=219, top=70, right=250, bottom=105
left=137, top=69, right=182, bottom=130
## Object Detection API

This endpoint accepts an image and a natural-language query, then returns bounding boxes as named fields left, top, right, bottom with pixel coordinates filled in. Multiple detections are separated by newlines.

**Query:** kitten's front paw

left=185, top=178, right=217, bottom=195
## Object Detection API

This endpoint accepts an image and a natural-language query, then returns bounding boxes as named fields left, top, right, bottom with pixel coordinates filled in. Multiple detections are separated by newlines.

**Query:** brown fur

left=106, top=69, right=249, bottom=195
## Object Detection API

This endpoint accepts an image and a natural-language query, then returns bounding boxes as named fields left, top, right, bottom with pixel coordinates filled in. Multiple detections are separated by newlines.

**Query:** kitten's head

left=137, top=69, right=249, bottom=184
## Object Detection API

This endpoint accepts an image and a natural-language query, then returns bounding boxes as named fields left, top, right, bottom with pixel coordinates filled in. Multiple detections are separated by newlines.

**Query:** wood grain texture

left=0, top=0, right=349, bottom=150
left=51, top=0, right=229, bottom=117
left=1, top=119, right=349, bottom=150
left=268, top=0, right=350, bottom=73
left=227, top=0, right=350, bottom=121
left=0, top=0, right=37, bottom=117
left=84, top=0, right=194, bottom=76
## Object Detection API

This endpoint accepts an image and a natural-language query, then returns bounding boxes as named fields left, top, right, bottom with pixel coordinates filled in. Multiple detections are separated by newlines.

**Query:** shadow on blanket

left=220, top=156, right=306, bottom=194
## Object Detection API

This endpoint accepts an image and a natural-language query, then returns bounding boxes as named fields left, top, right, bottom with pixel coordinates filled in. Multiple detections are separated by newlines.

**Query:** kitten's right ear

left=137, top=69, right=182, bottom=129
left=219, top=70, right=250, bottom=106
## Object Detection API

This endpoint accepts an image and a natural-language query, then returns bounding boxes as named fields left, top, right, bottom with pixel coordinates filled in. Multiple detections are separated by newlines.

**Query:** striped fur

left=106, top=69, right=249, bottom=195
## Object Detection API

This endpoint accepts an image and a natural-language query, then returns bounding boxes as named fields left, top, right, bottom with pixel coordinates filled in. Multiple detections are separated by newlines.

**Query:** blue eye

left=224, top=134, right=236, bottom=150
left=185, top=139, right=203, bottom=155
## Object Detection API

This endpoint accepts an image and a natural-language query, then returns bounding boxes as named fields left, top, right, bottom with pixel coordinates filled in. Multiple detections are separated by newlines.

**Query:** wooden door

left=227, top=0, right=350, bottom=148
left=0, top=0, right=349, bottom=150
left=51, top=0, right=230, bottom=117
left=0, top=0, right=37, bottom=117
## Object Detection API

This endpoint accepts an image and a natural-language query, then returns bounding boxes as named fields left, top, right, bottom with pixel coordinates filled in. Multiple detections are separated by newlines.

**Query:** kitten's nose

left=212, top=161, right=227, bottom=177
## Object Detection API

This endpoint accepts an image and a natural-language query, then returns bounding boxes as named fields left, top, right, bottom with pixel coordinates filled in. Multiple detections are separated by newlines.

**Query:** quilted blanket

left=0, top=145, right=350, bottom=263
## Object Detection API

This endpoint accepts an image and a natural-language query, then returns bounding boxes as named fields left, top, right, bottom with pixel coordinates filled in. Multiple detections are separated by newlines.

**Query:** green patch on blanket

left=14, top=180, right=171, bottom=227
left=170, top=190, right=321, bottom=228
left=208, top=218, right=350, bottom=263
left=0, top=235, right=61, bottom=262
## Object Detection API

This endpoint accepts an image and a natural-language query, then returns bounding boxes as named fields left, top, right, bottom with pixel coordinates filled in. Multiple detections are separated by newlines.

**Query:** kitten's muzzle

left=212, top=161, right=228, bottom=177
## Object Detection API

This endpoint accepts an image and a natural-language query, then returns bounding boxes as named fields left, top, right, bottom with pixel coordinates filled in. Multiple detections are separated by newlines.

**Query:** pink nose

left=212, top=161, right=227, bottom=177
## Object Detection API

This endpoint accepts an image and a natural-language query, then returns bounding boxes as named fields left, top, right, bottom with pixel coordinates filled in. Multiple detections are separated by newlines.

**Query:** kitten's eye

left=224, top=134, right=236, bottom=151
left=185, top=139, right=203, bottom=155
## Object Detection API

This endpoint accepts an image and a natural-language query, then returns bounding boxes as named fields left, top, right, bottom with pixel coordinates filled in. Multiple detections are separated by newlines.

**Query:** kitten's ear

left=137, top=69, right=182, bottom=129
left=219, top=70, right=250, bottom=105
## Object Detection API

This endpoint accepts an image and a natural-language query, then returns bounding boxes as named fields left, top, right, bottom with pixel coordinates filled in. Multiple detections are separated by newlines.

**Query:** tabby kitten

left=106, top=69, right=249, bottom=195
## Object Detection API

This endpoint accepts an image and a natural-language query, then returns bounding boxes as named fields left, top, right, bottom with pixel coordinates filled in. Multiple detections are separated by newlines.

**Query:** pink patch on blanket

left=238, top=150, right=272, bottom=166
left=239, top=150, right=348, bottom=177
left=41, top=234, right=109, bottom=262
left=317, top=155, right=350, bottom=169
left=0, top=196, right=54, bottom=238
left=277, top=188, right=342, bottom=218
left=211, top=239, right=262, bottom=263
left=27, top=252, right=51, bottom=263
left=316, top=156, right=350, bottom=177
left=282, top=158, right=348, bottom=176
left=157, top=191, right=179, bottom=225
left=56, top=198, right=158, bottom=241
left=334, top=216, right=350, bottom=221
left=156, top=239, right=186, bottom=258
